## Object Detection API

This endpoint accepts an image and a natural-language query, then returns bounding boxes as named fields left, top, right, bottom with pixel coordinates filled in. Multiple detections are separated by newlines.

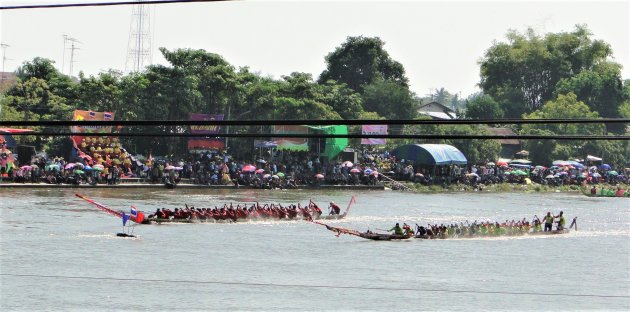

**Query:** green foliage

left=555, top=62, right=625, bottom=133
left=522, top=93, right=603, bottom=135
left=479, top=25, right=616, bottom=118
left=315, top=81, right=364, bottom=120
left=465, top=94, right=503, bottom=119
left=319, top=36, right=408, bottom=92
left=619, top=101, right=630, bottom=119
left=520, top=93, right=626, bottom=166
left=362, top=79, right=416, bottom=120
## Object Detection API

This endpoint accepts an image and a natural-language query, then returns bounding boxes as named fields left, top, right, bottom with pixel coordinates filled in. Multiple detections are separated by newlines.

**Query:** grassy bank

left=397, top=182, right=592, bottom=194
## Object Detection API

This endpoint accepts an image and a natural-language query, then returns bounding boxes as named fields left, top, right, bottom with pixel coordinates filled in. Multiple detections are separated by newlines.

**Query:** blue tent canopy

left=391, top=144, right=467, bottom=165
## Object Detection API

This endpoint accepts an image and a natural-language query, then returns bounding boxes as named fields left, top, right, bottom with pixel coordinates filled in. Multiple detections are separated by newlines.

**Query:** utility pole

left=126, top=0, right=152, bottom=72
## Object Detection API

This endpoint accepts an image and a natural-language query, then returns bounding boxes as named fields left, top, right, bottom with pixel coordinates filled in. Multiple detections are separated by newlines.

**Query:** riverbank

left=0, top=180, right=386, bottom=190
left=1, top=179, right=624, bottom=195
left=403, top=182, right=586, bottom=193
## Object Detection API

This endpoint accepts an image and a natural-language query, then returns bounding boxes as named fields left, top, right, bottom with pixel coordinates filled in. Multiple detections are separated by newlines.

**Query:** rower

left=329, top=201, right=341, bottom=215
left=555, top=211, right=566, bottom=230
left=543, top=212, right=554, bottom=232
left=402, top=223, right=413, bottom=236
left=389, top=223, right=403, bottom=235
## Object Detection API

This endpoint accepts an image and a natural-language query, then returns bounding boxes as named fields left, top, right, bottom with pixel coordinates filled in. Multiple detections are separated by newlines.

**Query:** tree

left=319, top=36, right=408, bottom=92
left=555, top=62, right=625, bottom=133
left=465, top=94, right=503, bottom=119
left=76, top=70, right=123, bottom=116
left=362, top=79, right=416, bottom=120
left=315, top=81, right=364, bottom=120
left=522, top=93, right=605, bottom=165
left=16, top=57, right=77, bottom=101
left=160, top=48, right=238, bottom=115
left=431, top=88, right=451, bottom=106
left=479, top=25, right=616, bottom=118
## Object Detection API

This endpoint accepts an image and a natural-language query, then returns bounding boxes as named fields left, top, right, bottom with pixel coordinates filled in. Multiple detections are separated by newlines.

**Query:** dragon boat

left=580, top=187, right=629, bottom=198
left=75, top=193, right=355, bottom=225
left=312, top=217, right=577, bottom=241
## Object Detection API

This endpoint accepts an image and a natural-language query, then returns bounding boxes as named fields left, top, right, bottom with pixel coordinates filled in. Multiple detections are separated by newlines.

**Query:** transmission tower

left=125, top=0, right=152, bottom=72
left=61, top=35, right=81, bottom=76
left=1, top=43, right=9, bottom=83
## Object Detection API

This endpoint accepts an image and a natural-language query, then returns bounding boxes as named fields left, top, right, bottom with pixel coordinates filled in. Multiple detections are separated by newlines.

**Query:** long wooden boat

left=142, top=210, right=348, bottom=224
left=313, top=217, right=577, bottom=241
left=76, top=193, right=355, bottom=225
left=580, top=187, right=629, bottom=198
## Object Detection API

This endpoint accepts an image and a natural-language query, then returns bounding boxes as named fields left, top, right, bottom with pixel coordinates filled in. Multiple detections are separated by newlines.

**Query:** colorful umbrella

left=93, top=164, right=104, bottom=170
left=242, top=165, right=256, bottom=172
left=263, top=173, right=271, bottom=179
left=74, top=169, right=85, bottom=175
left=276, top=172, right=285, bottom=178
left=350, top=168, right=361, bottom=173
left=64, top=163, right=75, bottom=170
left=342, top=161, right=353, bottom=168
left=164, top=165, right=175, bottom=170
left=255, top=169, right=265, bottom=174
left=315, top=173, right=325, bottom=179
left=45, top=164, right=60, bottom=171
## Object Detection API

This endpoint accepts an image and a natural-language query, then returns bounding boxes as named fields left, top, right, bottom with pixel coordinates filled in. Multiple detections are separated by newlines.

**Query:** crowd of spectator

left=1, top=139, right=628, bottom=189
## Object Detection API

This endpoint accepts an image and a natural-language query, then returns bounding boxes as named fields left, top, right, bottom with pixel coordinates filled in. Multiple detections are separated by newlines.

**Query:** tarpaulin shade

left=391, top=144, right=467, bottom=165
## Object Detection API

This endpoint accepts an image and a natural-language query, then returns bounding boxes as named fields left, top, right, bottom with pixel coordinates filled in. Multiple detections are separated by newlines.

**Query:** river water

left=1, top=188, right=629, bottom=311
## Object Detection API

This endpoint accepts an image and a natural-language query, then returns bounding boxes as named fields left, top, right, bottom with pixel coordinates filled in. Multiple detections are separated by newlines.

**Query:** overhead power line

left=1, top=118, right=628, bottom=127
left=6, top=132, right=630, bottom=141
left=2, top=273, right=628, bottom=299
left=0, top=0, right=230, bottom=10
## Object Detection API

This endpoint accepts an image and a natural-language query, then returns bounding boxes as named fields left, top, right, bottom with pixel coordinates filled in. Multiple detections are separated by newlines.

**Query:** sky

left=1, top=0, right=629, bottom=98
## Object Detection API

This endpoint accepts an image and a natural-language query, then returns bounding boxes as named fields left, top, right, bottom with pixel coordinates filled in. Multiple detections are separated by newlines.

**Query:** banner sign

left=187, top=138, right=225, bottom=152
left=272, top=125, right=309, bottom=151
left=70, top=110, right=115, bottom=145
left=189, top=113, right=224, bottom=134
left=361, top=125, right=388, bottom=145
left=254, top=140, right=278, bottom=148
left=188, top=113, right=225, bottom=152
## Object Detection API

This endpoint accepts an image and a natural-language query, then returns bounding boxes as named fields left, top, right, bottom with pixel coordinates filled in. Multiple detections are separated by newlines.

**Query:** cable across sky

left=2, top=273, right=628, bottom=299
left=0, top=0, right=231, bottom=10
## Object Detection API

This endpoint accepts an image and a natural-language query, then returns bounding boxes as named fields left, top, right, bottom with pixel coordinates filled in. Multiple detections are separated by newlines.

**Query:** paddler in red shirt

left=328, top=202, right=341, bottom=215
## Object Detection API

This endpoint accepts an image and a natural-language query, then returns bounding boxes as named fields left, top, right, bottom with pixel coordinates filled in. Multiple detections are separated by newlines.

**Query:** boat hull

left=142, top=212, right=347, bottom=224
left=359, top=233, right=412, bottom=240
